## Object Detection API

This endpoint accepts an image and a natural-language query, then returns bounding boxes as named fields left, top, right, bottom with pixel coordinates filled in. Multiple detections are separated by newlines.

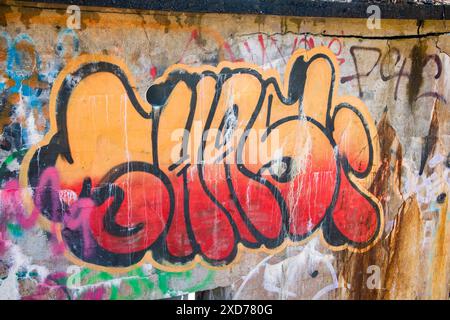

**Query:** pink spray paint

left=64, top=197, right=95, bottom=258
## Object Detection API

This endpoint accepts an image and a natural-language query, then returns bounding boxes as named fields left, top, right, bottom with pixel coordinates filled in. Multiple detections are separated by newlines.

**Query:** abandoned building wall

left=0, top=1, right=448, bottom=300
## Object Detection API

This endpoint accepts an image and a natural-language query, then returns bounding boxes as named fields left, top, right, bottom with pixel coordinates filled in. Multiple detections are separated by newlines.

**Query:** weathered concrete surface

left=0, top=1, right=448, bottom=300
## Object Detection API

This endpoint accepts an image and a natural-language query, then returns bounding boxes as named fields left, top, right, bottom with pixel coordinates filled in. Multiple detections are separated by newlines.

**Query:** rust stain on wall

left=383, top=197, right=424, bottom=299
left=431, top=197, right=448, bottom=299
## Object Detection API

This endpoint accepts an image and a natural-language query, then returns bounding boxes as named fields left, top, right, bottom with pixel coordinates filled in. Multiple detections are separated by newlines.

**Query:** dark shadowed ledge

left=16, top=0, right=450, bottom=20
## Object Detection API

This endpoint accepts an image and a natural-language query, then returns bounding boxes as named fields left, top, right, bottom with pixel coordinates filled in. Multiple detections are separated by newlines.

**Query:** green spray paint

left=7, top=223, right=23, bottom=237
left=155, top=268, right=214, bottom=297
left=66, top=266, right=215, bottom=300
left=0, top=148, right=28, bottom=179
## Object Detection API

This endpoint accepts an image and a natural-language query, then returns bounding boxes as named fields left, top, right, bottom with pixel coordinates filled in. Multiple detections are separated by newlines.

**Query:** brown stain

left=0, top=103, right=14, bottom=132
left=184, top=12, right=203, bottom=27
left=280, top=16, right=288, bottom=34
left=6, top=92, right=18, bottom=104
left=184, top=13, right=206, bottom=47
left=336, top=110, right=405, bottom=300
left=0, top=37, right=15, bottom=131
left=153, top=12, right=171, bottom=33
left=383, top=197, right=425, bottom=299
left=23, top=73, right=47, bottom=90
left=337, top=116, right=432, bottom=300
left=419, top=99, right=440, bottom=175
left=336, top=238, right=388, bottom=300
left=369, top=108, right=403, bottom=204
left=0, top=92, right=15, bottom=129
left=0, top=7, right=227, bottom=53
left=0, top=36, right=7, bottom=63
left=254, top=14, right=266, bottom=30
left=17, top=6, right=42, bottom=28
left=337, top=197, right=424, bottom=300
left=289, top=17, right=303, bottom=33
left=131, top=50, right=140, bottom=65
left=80, top=11, right=101, bottom=30
left=0, top=4, right=12, bottom=27
left=171, top=12, right=184, bottom=29
left=430, top=196, right=448, bottom=299
left=407, top=41, right=427, bottom=106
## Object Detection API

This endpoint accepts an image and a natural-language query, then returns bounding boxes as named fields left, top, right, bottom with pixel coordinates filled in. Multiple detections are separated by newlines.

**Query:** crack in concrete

left=434, top=36, right=450, bottom=57
left=237, top=30, right=450, bottom=41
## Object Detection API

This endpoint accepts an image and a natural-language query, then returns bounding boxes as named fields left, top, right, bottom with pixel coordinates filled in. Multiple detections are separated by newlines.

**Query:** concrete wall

left=0, top=1, right=448, bottom=300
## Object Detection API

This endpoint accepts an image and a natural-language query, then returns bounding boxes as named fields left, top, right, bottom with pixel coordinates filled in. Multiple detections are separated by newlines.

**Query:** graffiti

left=0, top=32, right=47, bottom=150
left=236, top=33, right=346, bottom=77
left=0, top=3, right=448, bottom=301
left=0, top=29, right=80, bottom=258
left=0, top=248, right=214, bottom=300
left=0, top=29, right=79, bottom=156
left=66, top=266, right=156, bottom=300
left=18, top=47, right=382, bottom=271
left=403, top=152, right=450, bottom=207
left=0, top=148, right=28, bottom=184
left=0, top=176, right=67, bottom=257
left=341, top=45, right=446, bottom=102
left=232, top=238, right=339, bottom=300
left=178, top=29, right=238, bottom=65
left=21, top=271, right=71, bottom=300
left=65, top=265, right=214, bottom=299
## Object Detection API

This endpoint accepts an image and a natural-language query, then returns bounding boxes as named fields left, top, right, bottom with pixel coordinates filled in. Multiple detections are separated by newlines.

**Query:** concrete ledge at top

left=12, top=0, right=450, bottom=20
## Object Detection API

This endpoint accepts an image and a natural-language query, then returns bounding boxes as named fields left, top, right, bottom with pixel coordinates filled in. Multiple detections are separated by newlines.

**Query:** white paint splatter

left=0, top=244, right=31, bottom=299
